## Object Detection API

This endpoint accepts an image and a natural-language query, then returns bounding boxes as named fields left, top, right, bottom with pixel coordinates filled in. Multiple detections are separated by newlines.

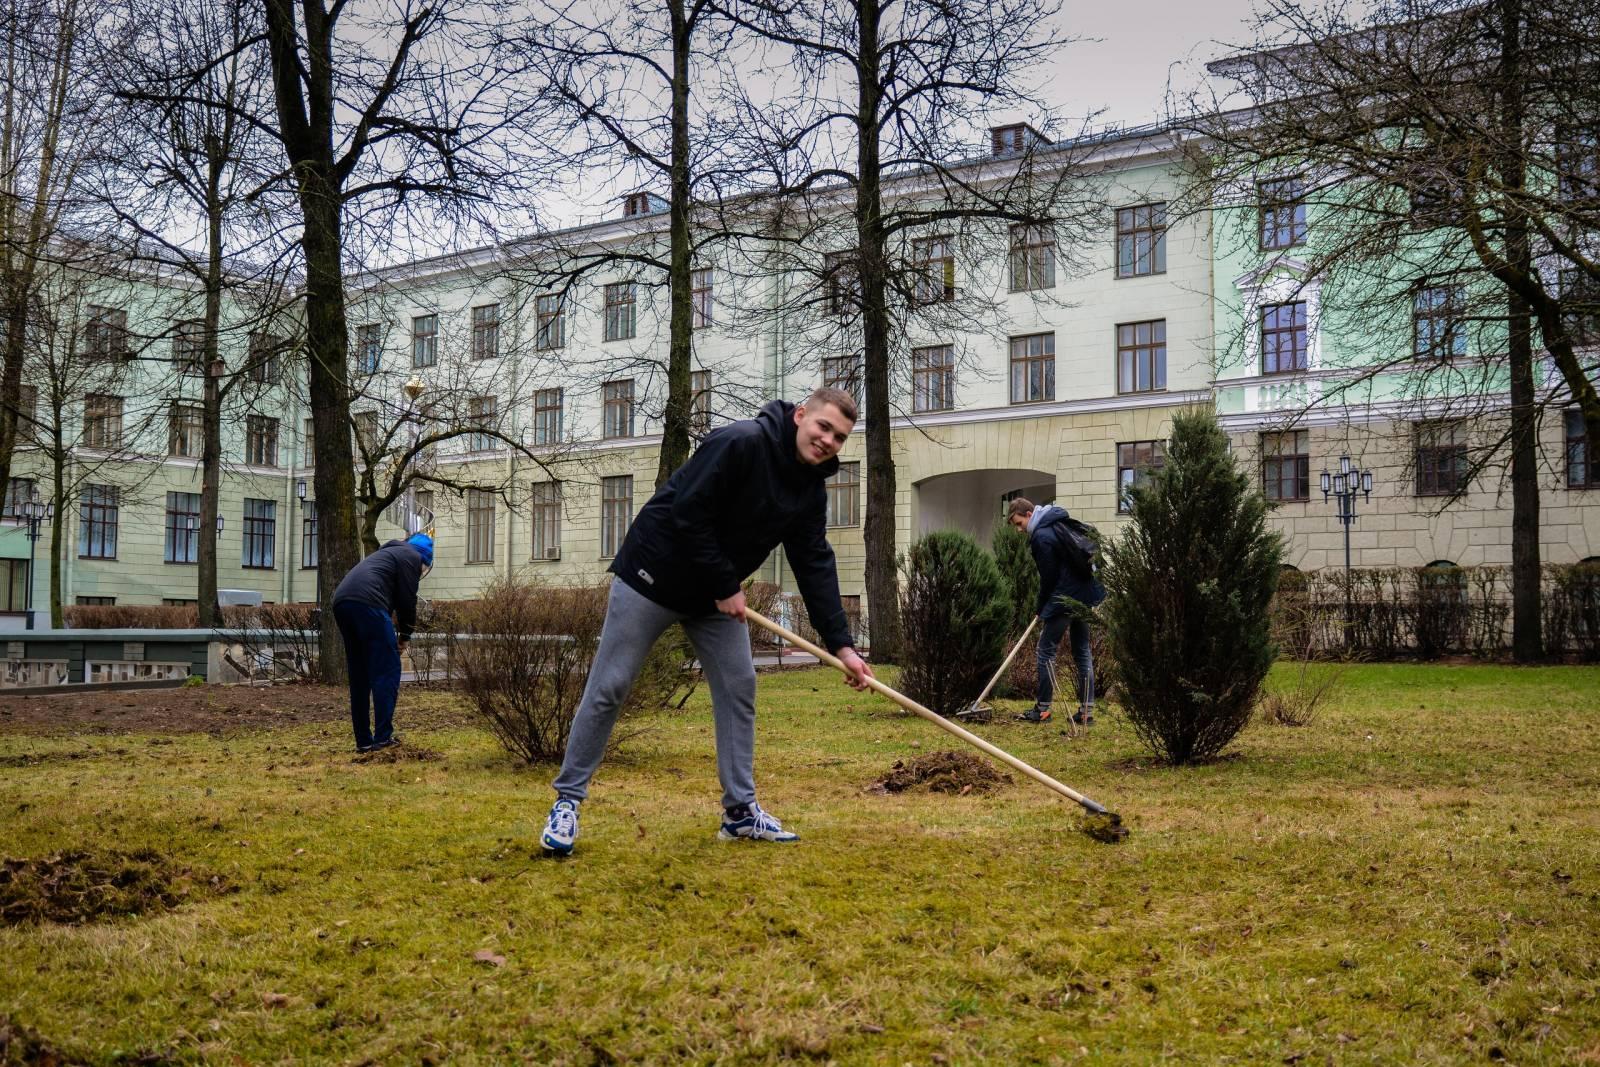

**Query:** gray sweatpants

left=552, top=578, right=758, bottom=810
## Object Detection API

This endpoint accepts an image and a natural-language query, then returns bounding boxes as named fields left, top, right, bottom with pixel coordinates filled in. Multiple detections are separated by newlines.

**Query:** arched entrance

left=912, top=467, right=1056, bottom=545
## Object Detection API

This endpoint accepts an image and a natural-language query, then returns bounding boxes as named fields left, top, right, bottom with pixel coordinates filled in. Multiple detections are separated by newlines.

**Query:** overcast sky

left=1036, top=0, right=1265, bottom=128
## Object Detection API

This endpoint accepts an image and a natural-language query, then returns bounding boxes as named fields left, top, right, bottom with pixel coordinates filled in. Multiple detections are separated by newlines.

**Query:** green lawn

left=3, top=663, right=1598, bottom=1065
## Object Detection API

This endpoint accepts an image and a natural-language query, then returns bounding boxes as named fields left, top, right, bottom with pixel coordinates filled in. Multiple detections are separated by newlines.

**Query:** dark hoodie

left=610, top=399, right=855, bottom=652
left=1029, top=506, right=1106, bottom=619
left=331, top=539, right=427, bottom=640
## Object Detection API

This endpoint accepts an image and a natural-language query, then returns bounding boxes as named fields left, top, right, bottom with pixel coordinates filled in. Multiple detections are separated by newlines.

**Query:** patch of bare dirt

left=0, top=748, right=128, bottom=769
left=0, top=849, right=234, bottom=927
left=869, top=750, right=1013, bottom=796
left=0, top=685, right=473, bottom=737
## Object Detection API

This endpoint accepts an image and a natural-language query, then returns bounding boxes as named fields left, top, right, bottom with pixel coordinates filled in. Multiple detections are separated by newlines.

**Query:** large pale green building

left=4, top=119, right=1596, bottom=635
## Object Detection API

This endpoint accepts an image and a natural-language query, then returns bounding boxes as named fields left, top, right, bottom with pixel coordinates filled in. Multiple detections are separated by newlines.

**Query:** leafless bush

left=64, top=604, right=200, bottom=629
left=746, top=581, right=784, bottom=652
left=1259, top=593, right=1345, bottom=727
left=448, top=577, right=695, bottom=764
left=216, top=604, right=322, bottom=684
left=1008, top=615, right=1119, bottom=707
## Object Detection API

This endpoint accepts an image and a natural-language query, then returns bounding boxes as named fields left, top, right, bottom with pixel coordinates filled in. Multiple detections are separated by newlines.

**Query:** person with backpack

left=1006, top=496, right=1105, bottom=727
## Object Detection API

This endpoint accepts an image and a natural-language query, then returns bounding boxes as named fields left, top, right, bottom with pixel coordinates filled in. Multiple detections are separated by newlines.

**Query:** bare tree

left=257, top=0, right=539, bottom=677
left=717, top=0, right=1097, bottom=661
left=19, top=251, right=168, bottom=626
left=339, top=279, right=581, bottom=554
left=0, top=0, right=116, bottom=504
left=104, top=0, right=295, bottom=625
left=520, top=0, right=757, bottom=489
left=1186, top=0, right=1600, bottom=660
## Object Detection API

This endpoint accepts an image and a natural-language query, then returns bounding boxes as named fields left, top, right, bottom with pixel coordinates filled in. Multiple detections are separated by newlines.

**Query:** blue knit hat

left=406, top=532, right=435, bottom=568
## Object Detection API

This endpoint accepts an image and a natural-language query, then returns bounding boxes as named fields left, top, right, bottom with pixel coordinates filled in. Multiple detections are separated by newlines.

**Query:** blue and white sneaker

left=718, top=802, right=799, bottom=843
left=541, top=798, right=579, bottom=854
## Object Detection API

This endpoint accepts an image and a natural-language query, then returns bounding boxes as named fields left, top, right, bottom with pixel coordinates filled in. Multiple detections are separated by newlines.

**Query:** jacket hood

left=754, top=399, right=841, bottom=480
left=1029, top=503, right=1068, bottom=534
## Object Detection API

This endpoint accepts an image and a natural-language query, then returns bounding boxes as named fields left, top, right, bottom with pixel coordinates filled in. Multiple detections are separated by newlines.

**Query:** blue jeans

left=333, top=600, right=400, bottom=748
left=1036, top=611, right=1093, bottom=710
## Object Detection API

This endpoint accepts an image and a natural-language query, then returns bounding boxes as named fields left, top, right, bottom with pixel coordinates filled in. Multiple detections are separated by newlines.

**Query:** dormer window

left=621, top=191, right=667, bottom=217
left=990, top=123, right=1048, bottom=158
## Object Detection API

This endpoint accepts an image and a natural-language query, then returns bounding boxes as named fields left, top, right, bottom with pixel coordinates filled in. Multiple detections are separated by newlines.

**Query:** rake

left=745, top=608, right=1128, bottom=844
left=959, top=615, right=1037, bottom=720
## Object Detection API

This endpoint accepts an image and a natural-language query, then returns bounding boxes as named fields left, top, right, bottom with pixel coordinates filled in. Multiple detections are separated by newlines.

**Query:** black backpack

left=1059, top=516, right=1099, bottom=579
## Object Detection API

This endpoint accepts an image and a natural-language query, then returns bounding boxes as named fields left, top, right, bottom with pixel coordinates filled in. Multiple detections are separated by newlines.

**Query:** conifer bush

left=898, top=530, right=1012, bottom=717
left=1099, top=409, right=1283, bottom=764
left=991, top=516, right=1038, bottom=638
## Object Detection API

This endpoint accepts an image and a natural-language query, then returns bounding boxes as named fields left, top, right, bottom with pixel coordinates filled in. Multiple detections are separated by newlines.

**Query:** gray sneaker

left=717, top=802, right=799, bottom=843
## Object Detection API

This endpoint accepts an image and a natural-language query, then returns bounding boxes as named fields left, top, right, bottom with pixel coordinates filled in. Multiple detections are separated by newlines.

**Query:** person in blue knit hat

left=331, top=531, right=433, bottom=752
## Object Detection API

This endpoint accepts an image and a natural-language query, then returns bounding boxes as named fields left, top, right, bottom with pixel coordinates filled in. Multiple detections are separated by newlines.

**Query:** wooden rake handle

left=744, top=608, right=1110, bottom=816
left=972, top=615, right=1038, bottom=709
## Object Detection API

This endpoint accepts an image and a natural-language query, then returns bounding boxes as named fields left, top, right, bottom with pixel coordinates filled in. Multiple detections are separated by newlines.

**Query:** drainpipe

left=281, top=432, right=294, bottom=605
left=503, top=256, right=521, bottom=581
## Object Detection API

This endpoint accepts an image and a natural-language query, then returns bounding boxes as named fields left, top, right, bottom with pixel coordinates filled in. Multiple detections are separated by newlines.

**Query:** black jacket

left=331, top=539, right=427, bottom=639
left=1029, top=506, right=1106, bottom=619
left=611, top=399, right=855, bottom=652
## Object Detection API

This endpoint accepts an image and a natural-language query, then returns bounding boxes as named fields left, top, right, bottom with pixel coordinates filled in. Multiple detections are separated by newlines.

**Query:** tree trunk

left=1500, top=0, right=1542, bottom=661
left=199, top=363, right=222, bottom=625
left=655, top=0, right=695, bottom=489
left=0, top=293, right=29, bottom=497
left=198, top=189, right=226, bottom=627
left=302, top=188, right=359, bottom=683
left=48, top=452, right=64, bottom=629
left=855, top=0, right=901, bottom=662
left=263, top=0, right=360, bottom=683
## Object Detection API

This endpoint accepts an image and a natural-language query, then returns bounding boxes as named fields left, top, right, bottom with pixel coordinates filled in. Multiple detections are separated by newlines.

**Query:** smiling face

left=793, top=401, right=855, bottom=465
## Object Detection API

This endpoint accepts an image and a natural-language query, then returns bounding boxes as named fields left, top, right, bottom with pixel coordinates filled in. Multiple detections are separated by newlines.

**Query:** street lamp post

left=1321, top=454, right=1375, bottom=641
left=18, top=495, right=53, bottom=631
left=402, top=374, right=428, bottom=535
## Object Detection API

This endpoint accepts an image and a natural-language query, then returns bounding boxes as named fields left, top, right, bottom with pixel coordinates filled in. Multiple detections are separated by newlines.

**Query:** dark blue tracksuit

left=331, top=540, right=426, bottom=748
left=1028, top=506, right=1106, bottom=710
